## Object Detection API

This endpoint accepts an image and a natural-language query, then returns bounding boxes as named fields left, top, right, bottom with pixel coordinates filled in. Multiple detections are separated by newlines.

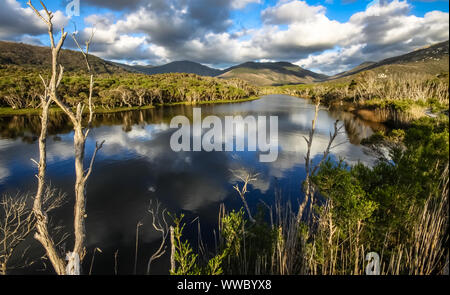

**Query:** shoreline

left=267, top=91, right=446, bottom=126
left=0, top=96, right=261, bottom=117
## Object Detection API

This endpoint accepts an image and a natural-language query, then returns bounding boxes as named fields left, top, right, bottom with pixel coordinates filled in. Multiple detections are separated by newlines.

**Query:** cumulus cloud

left=1, top=0, right=448, bottom=74
left=296, top=44, right=368, bottom=74
left=231, top=0, right=261, bottom=9
left=296, top=0, right=449, bottom=74
left=84, top=0, right=144, bottom=10
left=261, top=0, right=327, bottom=24
left=69, top=0, right=253, bottom=63
left=0, top=0, right=68, bottom=40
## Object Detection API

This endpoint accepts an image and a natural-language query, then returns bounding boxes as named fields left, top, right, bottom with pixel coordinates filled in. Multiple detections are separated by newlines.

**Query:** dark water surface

left=0, top=95, right=382, bottom=274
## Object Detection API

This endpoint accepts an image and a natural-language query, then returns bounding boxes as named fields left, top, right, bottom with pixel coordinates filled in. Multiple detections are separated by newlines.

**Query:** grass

left=0, top=107, right=61, bottom=116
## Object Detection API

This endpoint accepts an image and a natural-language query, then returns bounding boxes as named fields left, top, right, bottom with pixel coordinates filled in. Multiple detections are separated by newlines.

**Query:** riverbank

left=0, top=96, right=261, bottom=117
left=262, top=74, right=449, bottom=126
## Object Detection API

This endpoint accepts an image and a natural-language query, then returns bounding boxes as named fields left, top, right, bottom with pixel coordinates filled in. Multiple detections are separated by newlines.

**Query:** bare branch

left=38, top=74, right=49, bottom=89
left=297, top=101, right=320, bottom=223
left=27, top=1, right=49, bottom=26
left=56, top=65, right=64, bottom=89
left=146, top=200, right=169, bottom=274
left=231, top=170, right=258, bottom=223
left=83, top=140, right=105, bottom=182
left=311, top=120, right=343, bottom=176
left=0, top=193, right=36, bottom=275
left=71, top=28, right=95, bottom=73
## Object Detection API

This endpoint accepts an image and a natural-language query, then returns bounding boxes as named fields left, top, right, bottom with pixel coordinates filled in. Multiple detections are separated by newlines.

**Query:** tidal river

left=0, top=95, right=384, bottom=274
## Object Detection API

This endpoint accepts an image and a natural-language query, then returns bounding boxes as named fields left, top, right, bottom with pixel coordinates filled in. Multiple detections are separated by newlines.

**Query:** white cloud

left=295, top=0, right=449, bottom=74
left=0, top=165, right=10, bottom=184
left=1, top=0, right=448, bottom=74
left=231, top=0, right=261, bottom=9
left=261, top=0, right=327, bottom=24
left=295, top=44, right=367, bottom=74
left=0, top=0, right=68, bottom=40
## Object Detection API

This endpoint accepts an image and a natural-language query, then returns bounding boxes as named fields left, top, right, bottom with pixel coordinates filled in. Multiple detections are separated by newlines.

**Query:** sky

left=0, top=0, right=448, bottom=74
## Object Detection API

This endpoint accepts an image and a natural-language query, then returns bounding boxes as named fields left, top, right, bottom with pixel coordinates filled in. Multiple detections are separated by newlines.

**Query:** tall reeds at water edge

left=262, top=72, right=449, bottom=125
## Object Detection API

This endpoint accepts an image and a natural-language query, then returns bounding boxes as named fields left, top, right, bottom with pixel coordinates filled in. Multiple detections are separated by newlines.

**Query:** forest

left=0, top=65, right=258, bottom=111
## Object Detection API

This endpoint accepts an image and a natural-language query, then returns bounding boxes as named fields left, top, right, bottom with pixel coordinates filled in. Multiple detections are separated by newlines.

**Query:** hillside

left=332, top=40, right=449, bottom=80
left=0, top=40, right=129, bottom=74
left=0, top=41, right=260, bottom=112
left=112, top=62, right=154, bottom=73
left=136, top=60, right=223, bottom=76
left=219, top=61, right=328, bottom=86
left=333, top=62, right=376, bottom=79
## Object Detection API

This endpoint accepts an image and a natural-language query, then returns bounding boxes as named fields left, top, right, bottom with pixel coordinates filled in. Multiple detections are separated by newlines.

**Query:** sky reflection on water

left=0, top=95, right=380, bottom=274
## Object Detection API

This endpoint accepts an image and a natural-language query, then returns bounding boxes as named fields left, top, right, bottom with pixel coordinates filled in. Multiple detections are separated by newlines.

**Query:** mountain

left=332, top=62, right=376, bottom=79
left=332, top=40, right=449, bottom=79
left=219, top=61, right=328, bottom=86
left=0, top=40, right=129, bottom=74
left=134, top=60, right=223, bottom=76
left=111, top=62, right=154, bottom=73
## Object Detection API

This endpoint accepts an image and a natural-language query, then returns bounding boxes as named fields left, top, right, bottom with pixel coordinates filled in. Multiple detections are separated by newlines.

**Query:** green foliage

left=314, top=116, right=449, bottom=254
left=0, top=65, right=258, bottom=110
left=360, top=130, right=386, bottom=145
left=312, top=160, right=378, bottom=229
left=204, top=251, right=227, bottom=275
left=165, top=116, right=447, bottom=275
left=170, top=214, right=226, bottom=275
left=220, top=209, right=246, bottom=257
left=170, top=214, right=200, bottom=275
left=264, top=71, right=449, bottom=124
left=219, top=207, right=277, bottom=275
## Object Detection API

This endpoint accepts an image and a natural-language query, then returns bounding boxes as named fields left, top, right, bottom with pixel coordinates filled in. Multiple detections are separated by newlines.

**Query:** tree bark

left=33, top=94, right=66, bottom=275
left=28, top=0, right=102, bottom=274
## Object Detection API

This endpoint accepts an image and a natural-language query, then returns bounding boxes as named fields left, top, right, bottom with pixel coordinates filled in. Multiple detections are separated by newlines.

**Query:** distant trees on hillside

left=0, top=66, right=258, bottom=110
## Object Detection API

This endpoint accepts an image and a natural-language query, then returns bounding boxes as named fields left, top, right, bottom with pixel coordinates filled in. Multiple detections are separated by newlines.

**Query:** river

left=0, top=95, right=384, bottom=274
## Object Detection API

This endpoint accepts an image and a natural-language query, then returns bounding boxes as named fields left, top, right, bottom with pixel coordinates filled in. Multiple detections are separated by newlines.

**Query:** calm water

left=0, top=95, right=383, bottom=274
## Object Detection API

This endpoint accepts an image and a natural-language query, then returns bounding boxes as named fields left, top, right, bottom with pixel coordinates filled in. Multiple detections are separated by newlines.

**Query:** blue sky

left=1, top=0, right=449, bottom=74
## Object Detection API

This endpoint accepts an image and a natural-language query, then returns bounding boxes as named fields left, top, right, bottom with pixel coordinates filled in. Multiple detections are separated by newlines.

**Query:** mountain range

left=1, top=40, right=448, bottom=86
left=332, top=40, right=449, bottom=80
left=219, top=61, right=328, bottom=86
left=131, top=60, right=223, bottom=77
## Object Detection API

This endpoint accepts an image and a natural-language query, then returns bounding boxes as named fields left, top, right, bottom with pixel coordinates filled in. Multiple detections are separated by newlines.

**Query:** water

left=0, top=95, right=383, bottom=274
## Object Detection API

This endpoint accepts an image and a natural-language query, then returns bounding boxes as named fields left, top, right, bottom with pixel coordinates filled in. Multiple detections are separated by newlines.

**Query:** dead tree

left=146, top=200, right=169, bottom=275
left=67, top=29, right=105, bottom=264
left=28, top=0, right=103, bottom=274
left=297, top=102, right=320, bottom=224
left=0, top=188, right=66, bottom=275
left=231, top=170, right=259, bottom=224
left=297, top=100, right=345, bottom=224
left=0, top=194, right=35, bottom=275
left=27, top=0, right=68, bottom=275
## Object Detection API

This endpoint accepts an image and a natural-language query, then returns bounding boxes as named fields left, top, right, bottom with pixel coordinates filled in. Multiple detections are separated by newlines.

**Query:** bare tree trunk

left=297, top=101, right=320, bottom=224
left=73, top=126, right=87, bottom=259
left=33, top=99, right=67, bottom=275
left=27, top=0, right=68, bottom=275
left=298, top=100, right=344, bottom=225
left=28, top=0, right=103, bottom=274
left=232, top=172, right=258, bottom=223
left=170, top=226, right=176, bottom=273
